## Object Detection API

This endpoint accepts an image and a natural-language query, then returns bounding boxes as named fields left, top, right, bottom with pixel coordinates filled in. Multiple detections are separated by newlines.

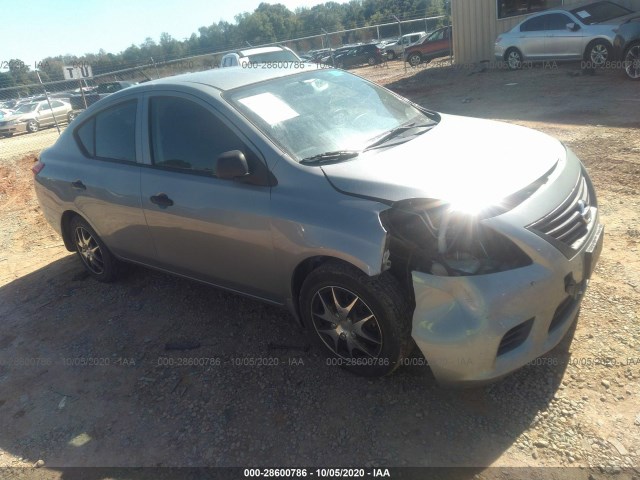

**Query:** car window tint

left=521, top=15, right=547, bottom=32
left=149, top=96, right=246, bottom=175
left=95, top=101, right=137, bottom=161
left=546, top=13, right=572, bottom=30
left=76, top=118, right=95, bottom=156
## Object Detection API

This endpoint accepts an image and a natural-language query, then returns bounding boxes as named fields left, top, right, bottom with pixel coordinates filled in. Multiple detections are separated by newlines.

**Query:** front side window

left=148, top=96, right=247, bottom=175
left=545, top=13, right=572, bottom=30
left=74, top=101, right=136, bottom=161
left=498, top=0, right=562, bottom=19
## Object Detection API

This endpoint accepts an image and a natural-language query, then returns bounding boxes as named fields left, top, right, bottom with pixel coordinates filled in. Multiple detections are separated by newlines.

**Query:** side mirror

left=567, top=22, right=579, bottom=31
left=216, top=150, right=249, bottom=179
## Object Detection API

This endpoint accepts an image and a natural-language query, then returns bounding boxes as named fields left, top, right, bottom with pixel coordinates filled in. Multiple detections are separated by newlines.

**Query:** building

left=451, top=0, right=640, bottom=64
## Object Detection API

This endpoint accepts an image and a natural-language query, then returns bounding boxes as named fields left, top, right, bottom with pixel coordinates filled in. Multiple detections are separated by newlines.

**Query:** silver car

left=495, top=0, right=638, bottom=70
left=33, top=66, right=603, bottom=384
left=0, top=99, right=71, bottom=136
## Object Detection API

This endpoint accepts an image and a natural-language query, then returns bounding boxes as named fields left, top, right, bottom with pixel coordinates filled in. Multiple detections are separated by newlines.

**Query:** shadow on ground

left=0, top=254, right=578, bottom=474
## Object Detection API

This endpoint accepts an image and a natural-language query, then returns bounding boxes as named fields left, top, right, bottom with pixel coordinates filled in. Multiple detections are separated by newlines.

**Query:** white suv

left=220, top=46, right=301, bottom=67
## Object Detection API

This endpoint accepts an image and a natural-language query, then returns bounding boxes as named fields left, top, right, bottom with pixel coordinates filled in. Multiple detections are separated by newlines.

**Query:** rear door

left=139, top=92, right=278, bottom=300
left=64, top=98, right=154, bottom=263
left=518, top=14, right=548, bottom=59
left=49, top=100, right=68, bottom=123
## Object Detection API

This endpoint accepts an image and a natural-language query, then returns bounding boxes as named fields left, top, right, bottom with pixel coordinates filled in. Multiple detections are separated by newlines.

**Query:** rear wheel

left=624, top=43, right=640, bottom=80
left=70, top=216, right=122, bottom=282
left=367, top=56, right=376, bottom=66
left=387, top=51, right=396, bottom=60
left=505, top=48, right=523, bottom=70
left=26, top=120, right=39, bottom=133
left=299, top=262, right=413, bottom=377
left=68, top=111, right=78, bottom=122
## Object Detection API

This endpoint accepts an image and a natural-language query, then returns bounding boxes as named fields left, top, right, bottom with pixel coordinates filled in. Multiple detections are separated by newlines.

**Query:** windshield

left=571, top=1, right=633, bottom=24
left=14, top=103, right=38, bottom=113
left=226, top=69, right=437, bottom=162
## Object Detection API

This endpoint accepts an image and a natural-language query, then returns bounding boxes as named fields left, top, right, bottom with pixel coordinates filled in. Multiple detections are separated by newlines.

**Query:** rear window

left=246, top=50, right=299, bottom=63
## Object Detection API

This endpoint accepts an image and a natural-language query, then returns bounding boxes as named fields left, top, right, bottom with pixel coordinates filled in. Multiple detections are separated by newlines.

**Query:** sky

left=2, top=0, right=346, bottom=70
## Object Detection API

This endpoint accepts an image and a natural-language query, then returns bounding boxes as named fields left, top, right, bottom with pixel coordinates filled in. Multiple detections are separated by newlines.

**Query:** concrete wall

left=452, top=0, right=640, bottom=64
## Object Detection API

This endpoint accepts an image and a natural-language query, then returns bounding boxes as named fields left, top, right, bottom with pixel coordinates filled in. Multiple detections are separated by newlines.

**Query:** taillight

left=32, top=161, right=45, bottom=175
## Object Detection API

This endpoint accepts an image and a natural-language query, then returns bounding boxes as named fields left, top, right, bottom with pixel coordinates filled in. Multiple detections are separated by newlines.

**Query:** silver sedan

left=495, top=1, right=638, bottom=70
left=33, top=65, right=603, bottom=384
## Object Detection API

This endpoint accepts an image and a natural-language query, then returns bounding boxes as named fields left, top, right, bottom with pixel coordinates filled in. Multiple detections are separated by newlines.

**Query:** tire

left=2, top=133, right=13, bottom=138
left=387, top=51, right=396, bottom=61
left=70, top=216, right=122, bottom=282
left=26, top=120, right=39, bottom=133
left=505, top=48, right=523, bottom=70
left=367, top=56, right=376, bottom=66
left=585, top=40, right=611, bottom=68
left=299, top=262, right=413, bottom=377
left=408, top=53, right=422, bottom=67
left=336, top=61, right=345, bottom=69
left=623, top=42, right=640, bottom=80
left=68, top=111, right=77, bottom=122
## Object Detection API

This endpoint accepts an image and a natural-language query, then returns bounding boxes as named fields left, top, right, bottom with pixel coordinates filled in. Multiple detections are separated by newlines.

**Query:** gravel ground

left=0, top=60, right=638, bottom=477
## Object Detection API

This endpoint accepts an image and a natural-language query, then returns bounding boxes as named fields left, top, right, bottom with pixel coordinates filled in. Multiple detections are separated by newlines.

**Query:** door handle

left=150, top=193, right=174, bottom=208
left=71, top=180, right=86, bottom=190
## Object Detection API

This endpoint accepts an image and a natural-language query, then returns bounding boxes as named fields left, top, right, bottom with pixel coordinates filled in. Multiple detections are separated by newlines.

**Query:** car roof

left=128, top=64, right=320, bottom=93
left=238, top=46, right=287, bottom=56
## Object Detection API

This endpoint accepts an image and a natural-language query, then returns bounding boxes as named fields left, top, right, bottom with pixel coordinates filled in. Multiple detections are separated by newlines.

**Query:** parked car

left=0, top=99, right=71, bottom=136
left=220, top=46, right=300, bottom=68
left=613, top=16, right=640, bottom=79
left=68, top=81, right=137, bottom=122
left=332, top=44, right=386, bottom=68
left=319, top=45, right=358, bottom=64
left=404, top=26, right=453, bottom=66
left=384, top=31, right=427, bottom=60
left=33, top=65, right=603, bottom=383
left=495, top=1, right=638, bottom=70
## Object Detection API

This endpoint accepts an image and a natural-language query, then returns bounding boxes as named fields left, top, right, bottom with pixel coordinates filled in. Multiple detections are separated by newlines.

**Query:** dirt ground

left=0, top=59, right=639, bottom=477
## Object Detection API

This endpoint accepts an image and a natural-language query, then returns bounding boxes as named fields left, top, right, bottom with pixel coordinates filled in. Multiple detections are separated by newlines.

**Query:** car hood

left=1, top=112, right=34, bottom=121
left=320, top=113, right=565, bottom=205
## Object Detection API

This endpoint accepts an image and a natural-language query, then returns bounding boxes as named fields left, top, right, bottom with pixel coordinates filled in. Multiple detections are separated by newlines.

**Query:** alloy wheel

left=590, top=43, right=609, bottom=67
left=624, top=45, right=640, bottom=79
left=310, top=285, right=383, bottom=359
left=74, top=226, right=104, bottom=275
left=507, top=50, right=522, bottom=70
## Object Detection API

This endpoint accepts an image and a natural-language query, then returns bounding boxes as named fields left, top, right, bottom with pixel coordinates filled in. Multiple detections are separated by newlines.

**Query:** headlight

left=380, top=199, right=532, bottom=277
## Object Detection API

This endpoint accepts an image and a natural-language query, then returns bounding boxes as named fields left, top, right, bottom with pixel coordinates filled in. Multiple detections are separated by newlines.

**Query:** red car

left=404, top=26, right=453, bottom=66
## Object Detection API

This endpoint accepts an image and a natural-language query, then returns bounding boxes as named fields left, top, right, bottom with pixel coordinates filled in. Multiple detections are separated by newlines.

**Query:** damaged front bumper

left=411, top=220, right=603, bottom=386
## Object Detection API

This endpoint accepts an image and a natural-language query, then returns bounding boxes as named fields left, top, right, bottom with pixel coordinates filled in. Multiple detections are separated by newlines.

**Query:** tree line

left=0, top=0, right=448, bottom=92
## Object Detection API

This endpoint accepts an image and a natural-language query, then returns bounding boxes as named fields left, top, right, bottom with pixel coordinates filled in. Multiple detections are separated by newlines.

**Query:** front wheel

left=586, top=40, right=611, bottom=68
left=26, top=120, right=39, bottom=133
left=70, top=216, right=122, bottom=282
left=367, top=56, right=376, bottom=66
left=408, top=53, right=422, bottom=67
left=299, top=262, right=413, bottom=377
left=624, top=43, right=640, bottom=80
left=387, top=51, right=396, bottom=60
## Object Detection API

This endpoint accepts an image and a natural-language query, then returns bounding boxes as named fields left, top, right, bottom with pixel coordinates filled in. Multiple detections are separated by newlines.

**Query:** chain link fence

left=0, top=15, right=448, bottom=161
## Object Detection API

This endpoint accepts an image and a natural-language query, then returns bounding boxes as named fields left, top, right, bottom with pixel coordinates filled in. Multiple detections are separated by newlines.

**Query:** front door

left=139, top=93, right=278, bottom=301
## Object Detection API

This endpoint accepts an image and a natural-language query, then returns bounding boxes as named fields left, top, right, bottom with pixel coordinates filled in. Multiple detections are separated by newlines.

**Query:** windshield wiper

left=300, top=150, right=360, bottom=165
left=363, top=122, right=433, bottom=151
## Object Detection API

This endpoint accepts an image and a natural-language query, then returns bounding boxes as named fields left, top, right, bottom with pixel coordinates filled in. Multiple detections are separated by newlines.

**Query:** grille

left=528, top=173, right=592, bottom=249
left=497, top=318, right=534, bottom=357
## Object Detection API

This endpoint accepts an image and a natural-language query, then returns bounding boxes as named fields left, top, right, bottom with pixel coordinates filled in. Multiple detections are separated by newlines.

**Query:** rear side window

left=521, top=15, right=547, bottom=32
left=75, top=101, right=137, bottom=162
